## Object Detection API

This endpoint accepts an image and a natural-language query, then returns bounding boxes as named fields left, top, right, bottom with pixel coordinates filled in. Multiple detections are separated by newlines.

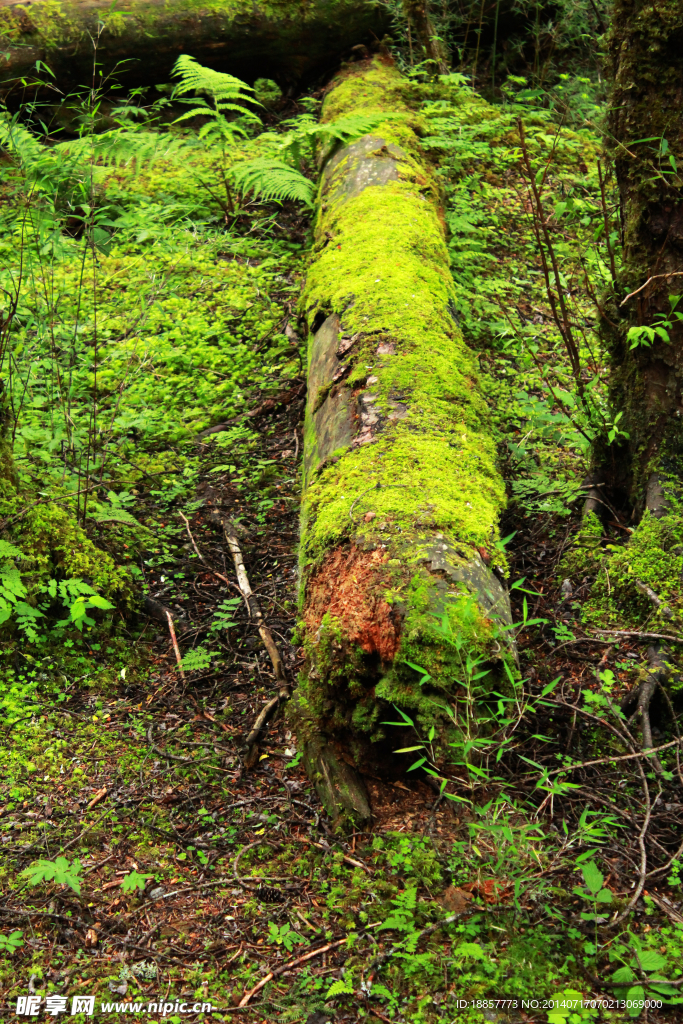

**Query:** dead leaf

left=84, top=929, right=98, bottom=948
left=439, top=886, right=474, bottom=915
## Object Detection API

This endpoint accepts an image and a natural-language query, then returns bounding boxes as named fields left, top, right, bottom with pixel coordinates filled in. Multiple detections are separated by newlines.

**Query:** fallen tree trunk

left=0, top=0, right=386, bottom=91
left=294, top=57, right=513, bottom=824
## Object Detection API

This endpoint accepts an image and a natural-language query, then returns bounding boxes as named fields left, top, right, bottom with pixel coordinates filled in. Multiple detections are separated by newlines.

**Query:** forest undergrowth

left=0, top=50, right=681, bottom=1024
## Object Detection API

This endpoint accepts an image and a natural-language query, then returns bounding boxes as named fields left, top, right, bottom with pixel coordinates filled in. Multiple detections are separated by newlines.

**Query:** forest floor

left=0, top=68, right=682, bottom=1024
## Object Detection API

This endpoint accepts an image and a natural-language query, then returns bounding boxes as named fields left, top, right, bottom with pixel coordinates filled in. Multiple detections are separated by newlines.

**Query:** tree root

left=632, top=645, right=669, bottom=777
left=302, top=735, right=372, bottom=828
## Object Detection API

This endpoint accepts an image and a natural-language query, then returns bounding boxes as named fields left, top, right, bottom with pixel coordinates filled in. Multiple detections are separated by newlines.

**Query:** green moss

left=15, top=504, right=132, bottom=603
left=301, top=66, right=504, bottom=567
left=564, top=506, right=683, bottom=631
left=295, top=61, right=512, bottom=776
left=0, top=0, right=379, bottom=48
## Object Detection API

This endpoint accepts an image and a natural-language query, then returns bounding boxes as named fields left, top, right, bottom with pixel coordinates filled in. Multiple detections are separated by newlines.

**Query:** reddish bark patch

left=304, top=544, right=401, bottom=662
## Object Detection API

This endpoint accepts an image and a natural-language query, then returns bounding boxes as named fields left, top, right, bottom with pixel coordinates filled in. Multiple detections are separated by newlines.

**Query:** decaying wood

left=294, top=57, right=513, bottom=824
left=0, top=0, right=387, bottom=91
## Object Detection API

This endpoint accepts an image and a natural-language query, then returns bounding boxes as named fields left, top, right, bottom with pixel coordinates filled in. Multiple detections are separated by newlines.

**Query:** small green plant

left=326, top=976, right=355, bottom=999
left=609, top=933, right=680, bottom=1017
left=180, top=646, right=218, bottom=672
left=209, top=597, right=241, bottom=634
left=0, top=930, right=23, bottom=953
left=171, top=54, right=260, bottom=141
left=377, top=887, right=423, bottom=952
left=572, top=857, right=612, bottom=962
left=20, top=856, right=83, bottom=894
left=120, top=871, right=153, bottom=893
left=573, top=858, right=613, bottom=921
left=266, top=921, right=305, bottom=952
left=606, top=410, right=629, bottom=444
left=627, top=294, right=683, bottom=349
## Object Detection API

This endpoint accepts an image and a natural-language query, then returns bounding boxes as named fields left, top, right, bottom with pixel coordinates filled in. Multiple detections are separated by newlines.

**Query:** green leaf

left=455, top=942, right=485, bottom=960
left=120, top=871, right=153, bottom=893
left=638, top=950, right=666, bottom=972
left=580, top=860, right=604, bottom=895
left=612, top=966, right=636, bottom=984
left=595, top=887, right=613, bottom=903
left=326, top=978, right=354, bottom=999
left=231, top=159, right=315, bottom=205
left=0, top=930, right=23, bottom=953
left=626, top=986, right=645, bottom=1018
left=20, top=856, right=83, bottom=894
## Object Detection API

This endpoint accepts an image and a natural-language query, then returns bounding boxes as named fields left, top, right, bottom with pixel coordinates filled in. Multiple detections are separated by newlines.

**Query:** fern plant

left=230, top=158, right=315, bottom=205
left=276, top=110, right=403, bottom=165
left=171, top=54, right=260, bottom=141
left=229, top=110, right=403, bottom=207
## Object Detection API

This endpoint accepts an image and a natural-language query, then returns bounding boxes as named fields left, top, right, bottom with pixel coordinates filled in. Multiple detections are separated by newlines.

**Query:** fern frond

left=171, top=55, right=258, bottom=114
left=275, top=111, right=405, bottom=163
left=55, top=130, right=189, bottom=173
left=318, top=111, right=401, bottom=143
left=230, top=158, right=314, bottom=205
left=173, top=103, right=213, bottom=122
left=0, top=114, right=45, bottom=168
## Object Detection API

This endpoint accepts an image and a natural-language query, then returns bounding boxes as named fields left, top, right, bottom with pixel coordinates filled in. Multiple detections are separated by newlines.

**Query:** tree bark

left=603, top=0, right=683, bottom=514
left=294, top=57, right=513, bottom=824
left=401, top=0, right=448, bottom=73
left=0, top=0, right=386, bottom=92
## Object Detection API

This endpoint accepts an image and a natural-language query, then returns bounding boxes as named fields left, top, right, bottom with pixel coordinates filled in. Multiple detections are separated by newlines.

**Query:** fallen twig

left=165, top=610, right=186, bottom=683
left=635, top=581, right=673, bottom=621
left=591, top=629, right=683, bottom=643
left=291, top=836, right=373, bottom=874
left=223, top=521, right=290, bottom=760
left=547, top=735, right=683, bottom=775
left=232, top=840, right=290, bottom=891
left=238, top=936, right=348, bottom=1006
left=147, top=724, right=193, bottom=764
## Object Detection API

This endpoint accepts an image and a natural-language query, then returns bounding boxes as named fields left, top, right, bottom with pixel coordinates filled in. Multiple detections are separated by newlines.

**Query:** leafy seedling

left=0, top=931, right=23, bottom=953
left=21, top=856, right=83, bottom=894
left=120, top=871, right=154, bottom=893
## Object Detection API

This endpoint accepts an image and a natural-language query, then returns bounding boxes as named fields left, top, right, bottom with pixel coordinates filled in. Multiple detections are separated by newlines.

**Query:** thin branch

left=619, top=271, right=683, bottom=306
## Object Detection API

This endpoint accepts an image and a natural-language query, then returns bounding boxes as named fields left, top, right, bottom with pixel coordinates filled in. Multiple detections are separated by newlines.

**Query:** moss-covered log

left=603, top=0, right=683, bottom=512
left=0, top=0, right=386, bottom=90
left=294, top=58, right=513, bottom=824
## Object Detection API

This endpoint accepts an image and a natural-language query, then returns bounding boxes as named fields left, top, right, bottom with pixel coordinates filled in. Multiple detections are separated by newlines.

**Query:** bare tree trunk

left=602, top=0, right=683, bottom=515
left=294, top=56, right=513, bottom=825
left=0, top=0, right=387, bottom=91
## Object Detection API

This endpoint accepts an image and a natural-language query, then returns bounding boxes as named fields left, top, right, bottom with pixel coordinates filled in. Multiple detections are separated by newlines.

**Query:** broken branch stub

left=294, top=58, right=514, bottom=825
